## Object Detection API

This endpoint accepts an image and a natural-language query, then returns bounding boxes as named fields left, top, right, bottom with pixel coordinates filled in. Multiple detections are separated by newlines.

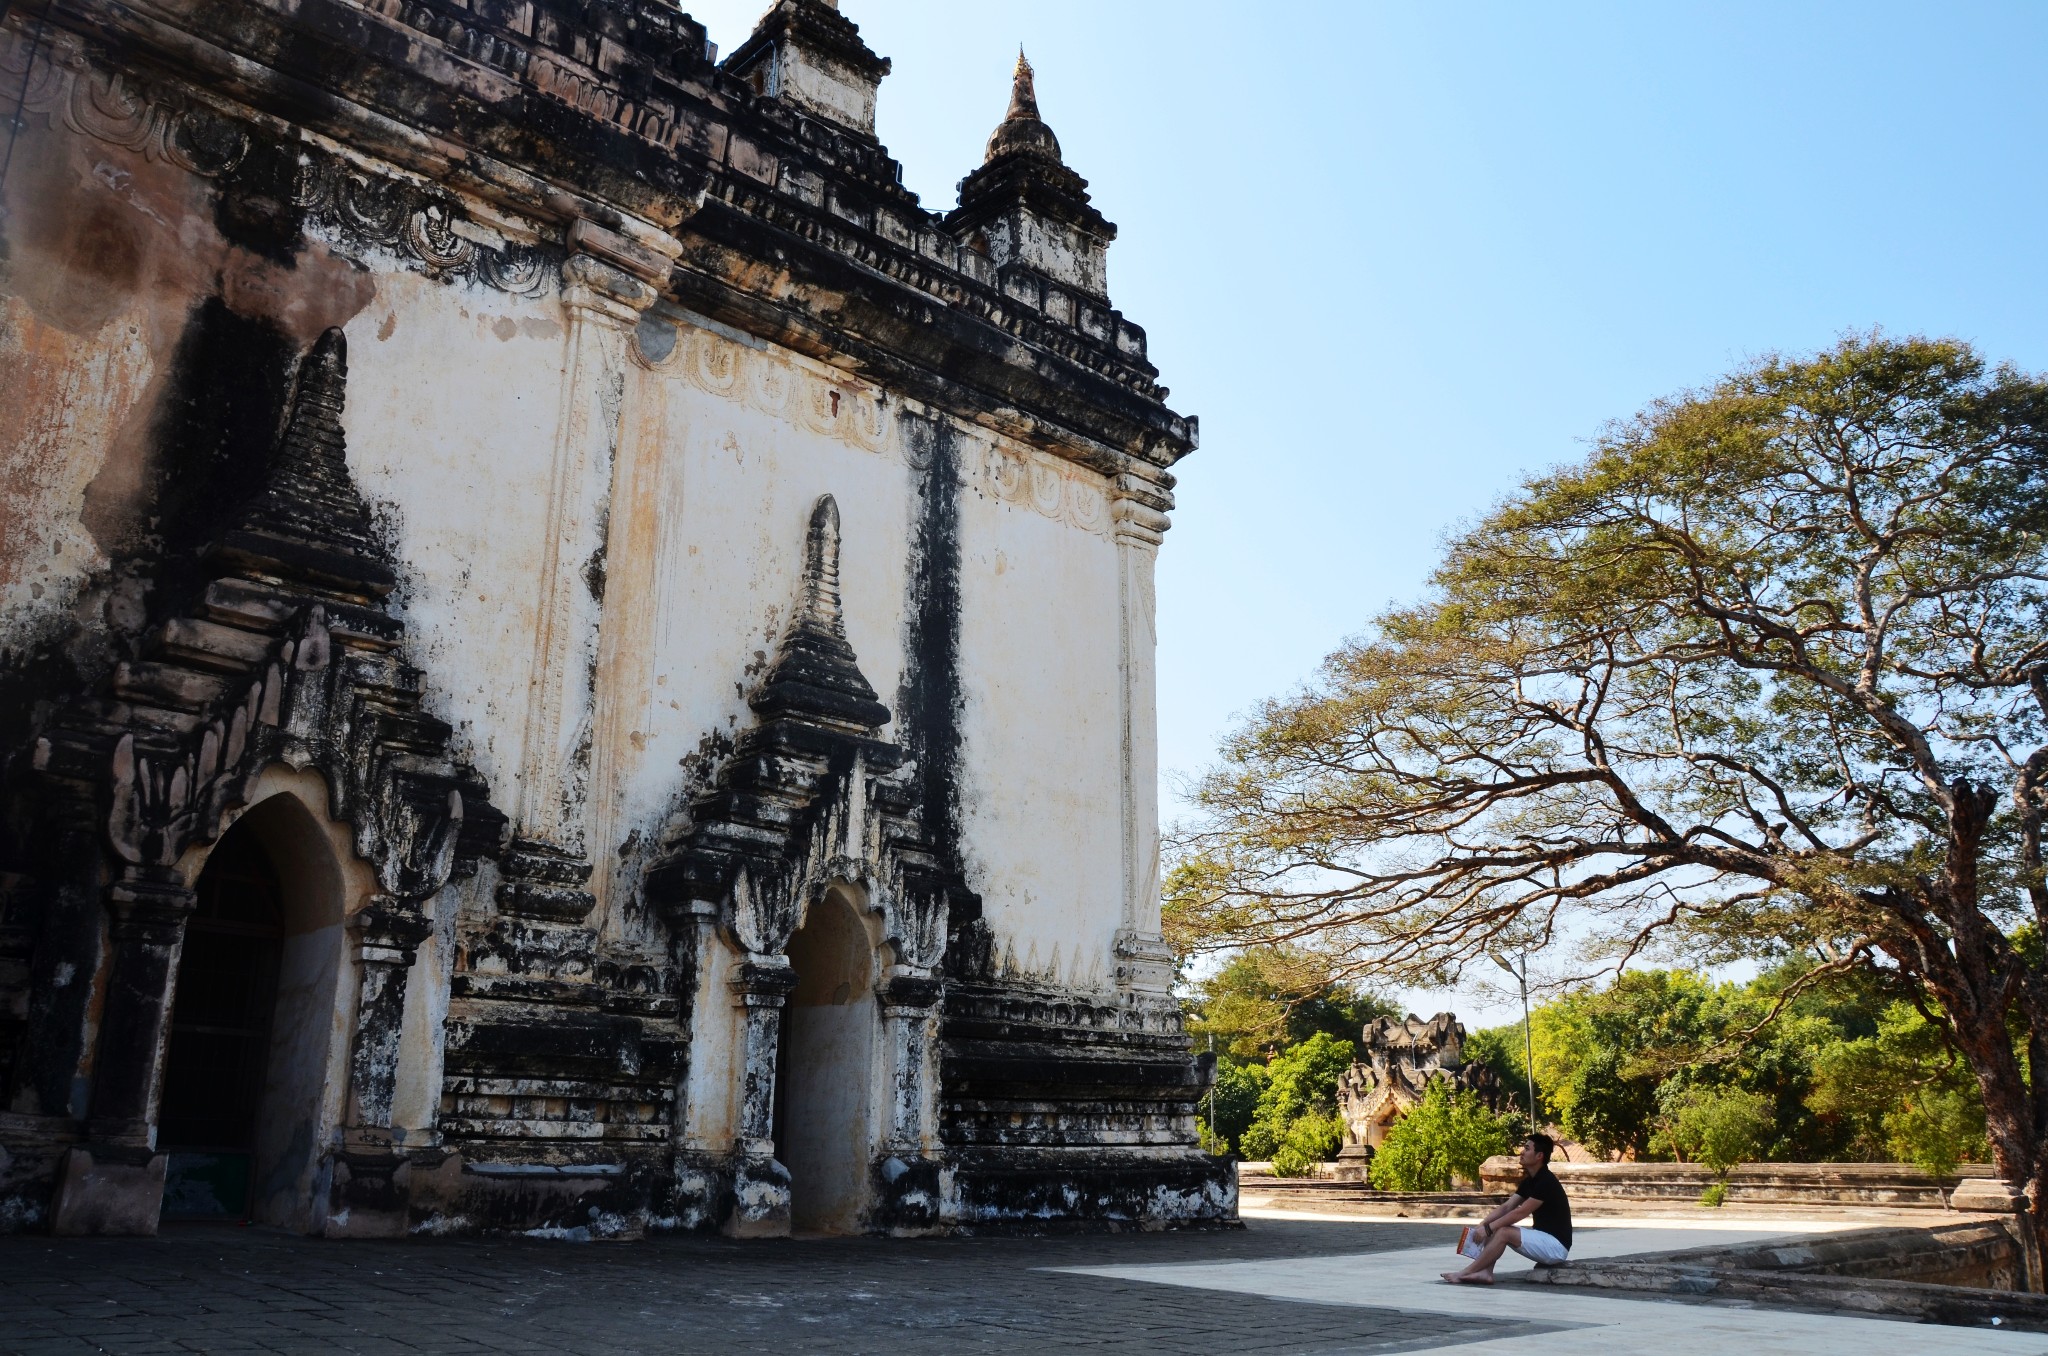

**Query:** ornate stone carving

left=292, top=154, right=559, bottom=298
left=1, top=29, right=249, bottom=178
left=26, top=327, right=502, bottom=1231
left=63, top=333, right=488, bottom=907
left=648, top=494, right=958, bottom=1234
left=654, top=496, right=951, bottom=963
left=1337, top=1012, right=1507, bottom=1152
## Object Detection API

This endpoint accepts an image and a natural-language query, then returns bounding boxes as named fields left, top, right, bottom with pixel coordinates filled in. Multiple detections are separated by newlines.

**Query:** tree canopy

left=1169, top=336, right=2048, bottom=1223
left=1183, top=947, right=1395, bottom=1063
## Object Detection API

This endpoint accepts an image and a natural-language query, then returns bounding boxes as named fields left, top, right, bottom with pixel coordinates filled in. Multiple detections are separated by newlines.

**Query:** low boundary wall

left=1477, top=1158, right=1992, bottom=1210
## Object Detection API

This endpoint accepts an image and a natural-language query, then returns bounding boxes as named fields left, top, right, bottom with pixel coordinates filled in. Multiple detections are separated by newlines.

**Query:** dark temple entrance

left=158, top=821, right=285, bottom=1220
left=775, top=886, right=877, bottom=1234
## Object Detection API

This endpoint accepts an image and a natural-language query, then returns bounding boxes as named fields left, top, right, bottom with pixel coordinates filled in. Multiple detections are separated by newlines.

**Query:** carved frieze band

left=1, top=28, right=249, bottom=176
left=0, top=28, right=558, bottom=299
left=630, top=315, right=1117, bottom=539
left=292, top=155, right=559, bottom=297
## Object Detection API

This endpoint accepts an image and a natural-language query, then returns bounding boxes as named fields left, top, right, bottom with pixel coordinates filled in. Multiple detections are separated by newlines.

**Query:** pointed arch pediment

left=647, top=495, right=953, bottom=973
left=29, top=328, right=504, bottom=914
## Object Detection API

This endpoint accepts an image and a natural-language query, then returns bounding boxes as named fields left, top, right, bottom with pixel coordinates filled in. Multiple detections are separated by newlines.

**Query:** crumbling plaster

left=602, top=310, right=1131, bottom=981
left=336, top=272, right=567, bottom=802
left=0, top=0, right=1226, bottom=1239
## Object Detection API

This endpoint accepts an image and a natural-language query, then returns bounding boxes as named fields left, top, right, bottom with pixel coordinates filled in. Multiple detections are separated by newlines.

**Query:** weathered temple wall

left=335, top=271, right=570, bottom=801
left=954, top=456, right=1125, bottom=982
left=605, top=313, right=918, bottom=920
left=0, top=0, right=1226, bottom=1239
left=0, top=109, right=372, bottom=675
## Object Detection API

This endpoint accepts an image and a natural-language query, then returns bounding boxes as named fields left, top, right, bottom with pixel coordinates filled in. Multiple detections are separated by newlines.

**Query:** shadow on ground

left=0, top=1217, right=1565, bottom=1355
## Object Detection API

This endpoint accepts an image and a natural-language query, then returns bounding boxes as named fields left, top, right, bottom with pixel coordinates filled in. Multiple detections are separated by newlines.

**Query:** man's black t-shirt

left=1514, top=1167, right=1572, bottom=1248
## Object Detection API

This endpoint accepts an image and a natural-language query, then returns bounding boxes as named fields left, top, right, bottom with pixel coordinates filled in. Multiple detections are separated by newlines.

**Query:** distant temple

left=1337, top=1013, right=1506, bottom=1158
left=0, top=0, right=1229, bottom=1237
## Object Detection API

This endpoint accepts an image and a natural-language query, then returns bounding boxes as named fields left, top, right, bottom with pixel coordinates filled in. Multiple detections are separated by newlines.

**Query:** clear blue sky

left=687, top=1, right=2048, bottom=1016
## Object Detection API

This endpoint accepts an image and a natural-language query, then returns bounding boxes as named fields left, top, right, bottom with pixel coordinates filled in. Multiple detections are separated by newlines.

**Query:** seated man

left=1441, top=1132, right=1572, bottom=1284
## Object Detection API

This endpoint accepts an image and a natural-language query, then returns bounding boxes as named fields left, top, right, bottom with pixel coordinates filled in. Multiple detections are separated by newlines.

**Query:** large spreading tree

left=1170, top=336, right=2048, bottom=1235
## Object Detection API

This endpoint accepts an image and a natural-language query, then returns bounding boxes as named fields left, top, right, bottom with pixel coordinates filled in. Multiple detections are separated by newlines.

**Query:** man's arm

left=1478, top=1194, right=1539, bottom=1234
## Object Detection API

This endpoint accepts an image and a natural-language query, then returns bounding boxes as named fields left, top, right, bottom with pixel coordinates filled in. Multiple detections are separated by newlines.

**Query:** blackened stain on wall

left=898, top=415, right=974, bottom=931
left=212, top=138, right=309, bottom=265
left=142, top=297, right=300, bottom=566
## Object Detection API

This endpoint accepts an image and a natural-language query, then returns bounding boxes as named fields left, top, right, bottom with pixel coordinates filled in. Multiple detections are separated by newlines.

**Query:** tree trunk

left=1954, top=991, right=2045, bottom=1289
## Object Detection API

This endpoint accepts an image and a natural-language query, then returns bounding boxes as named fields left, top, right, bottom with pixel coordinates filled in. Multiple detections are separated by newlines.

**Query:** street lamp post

left=1490, top=949, right=1538, bottom=1130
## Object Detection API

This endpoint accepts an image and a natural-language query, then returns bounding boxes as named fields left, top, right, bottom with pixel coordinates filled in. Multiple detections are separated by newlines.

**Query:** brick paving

left=0, top=1217, right=1562, bottom=1355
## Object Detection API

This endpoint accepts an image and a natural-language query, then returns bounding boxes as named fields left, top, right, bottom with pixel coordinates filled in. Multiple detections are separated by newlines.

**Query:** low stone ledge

left=1517, top=1221, right=2044, bottom=1332
left=1477, top=1157, right=1991, bottom=1210
left=1524, top=1260, right=2048, bottom=1331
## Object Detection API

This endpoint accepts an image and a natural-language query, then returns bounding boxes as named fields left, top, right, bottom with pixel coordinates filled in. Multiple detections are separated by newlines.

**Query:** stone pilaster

left=725, top=956, right=796, bottom=1238
left=325, top=898, right=434, bottom=1238
left=877, top=969, right=941, bottom=1155
left=339, top=900, right=433, bottom=1146
left=498, top=223, right=670, bottom=927
left=1112, top=473, right=1175, bottom=995
left=49, top=871, right=194, bottom=1236
left=84, top=874, right=195, bottom=1148
left=870, top=967, right=942, bottom=1232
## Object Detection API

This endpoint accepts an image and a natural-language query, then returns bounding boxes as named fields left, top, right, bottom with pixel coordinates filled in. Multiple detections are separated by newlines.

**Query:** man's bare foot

left=1440, top=1271, right=1495, bottom=1285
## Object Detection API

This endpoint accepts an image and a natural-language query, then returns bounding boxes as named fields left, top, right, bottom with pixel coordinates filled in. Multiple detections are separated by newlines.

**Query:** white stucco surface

left=341, top=272, right=569, bottom=801
left=955, top=464, right=1125, bottom=984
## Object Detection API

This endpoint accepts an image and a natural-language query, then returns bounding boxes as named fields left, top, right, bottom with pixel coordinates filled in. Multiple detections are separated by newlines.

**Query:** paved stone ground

left=0, top=1218, right=1565, bottom=1355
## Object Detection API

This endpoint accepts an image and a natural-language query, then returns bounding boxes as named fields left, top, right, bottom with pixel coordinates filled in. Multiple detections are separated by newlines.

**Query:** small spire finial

left=797, top=494, right=847, bottom=639
left=1008, top=47, right=1039, bottom=121
left=984, top=46, right=1060, bottom=165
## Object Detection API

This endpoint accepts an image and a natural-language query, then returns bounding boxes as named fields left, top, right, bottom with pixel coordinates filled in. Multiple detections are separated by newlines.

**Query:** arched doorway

left=776, top=885, right=877, bottom=1234
left=158, top=818, right=285, bottom=1220
left=157, top=788, right=351, bottom=1228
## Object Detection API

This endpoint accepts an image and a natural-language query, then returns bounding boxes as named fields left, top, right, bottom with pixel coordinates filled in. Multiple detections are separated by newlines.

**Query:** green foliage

left=1655, top=1087, right=1776, bottom=1174
left=1468, top=963, right=1997, bottom=1173
left=1808, top=1000, right=1987, bottom=1171
left=1886, top=1087, right=1988, bottom=1181
left=1367, top=1080, right=1517, bottom=1192
left=1184, top=949, right=1393, bottom=1065
left=1530, top=970, right=1735, bottom=1159
left=1700, top=1182, right=1728, bottom=1208
left=1464, top=1024, right=1541, bottom=1122
left=1167, top=336, right=2048, bottom=1192
left=1270, top=1112, right=1347, bottom=1177
left=1199, top=1061, right=1269, bottom=1157
left=1240, top=1031, right=1355, bottom=1164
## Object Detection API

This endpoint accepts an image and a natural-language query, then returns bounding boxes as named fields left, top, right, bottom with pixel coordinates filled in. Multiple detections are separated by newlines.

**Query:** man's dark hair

left=1523, top=1133, right=1555, bottom=1161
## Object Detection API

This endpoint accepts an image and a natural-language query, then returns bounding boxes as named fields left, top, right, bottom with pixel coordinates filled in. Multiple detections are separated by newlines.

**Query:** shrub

left=1699, top=1182, right=1727, bottom=1208
left=1367, top=1080, right=1517, bottom=1192
left=1200, top=1061, right=1269, bottom=1157
left=1886, top=1086, right=1989, bottom=1181
left=1656, top=1087, right=1775, bottom=1175
left=1240, top=1031, right=1355, bottom=1162
left=1270, top=1111, right=1346, bottom=1177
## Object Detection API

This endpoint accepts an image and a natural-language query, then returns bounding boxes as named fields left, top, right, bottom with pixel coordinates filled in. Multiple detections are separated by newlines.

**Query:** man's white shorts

left=1511, top=1227, right=1569, bottom=1265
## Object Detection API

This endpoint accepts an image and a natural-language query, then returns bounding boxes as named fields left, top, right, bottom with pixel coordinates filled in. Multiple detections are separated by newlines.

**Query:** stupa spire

left=984, top=45, right=1062, bottom=164
left=1007, top=48, right=1040, bottom=122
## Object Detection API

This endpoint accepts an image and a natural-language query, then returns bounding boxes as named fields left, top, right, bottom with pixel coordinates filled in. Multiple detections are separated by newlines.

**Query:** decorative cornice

left=0, top=30, right=248, bottom=177
left=5, top=1, right=1196, bottom=466
left=292, top=151, right=560, bottom=298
